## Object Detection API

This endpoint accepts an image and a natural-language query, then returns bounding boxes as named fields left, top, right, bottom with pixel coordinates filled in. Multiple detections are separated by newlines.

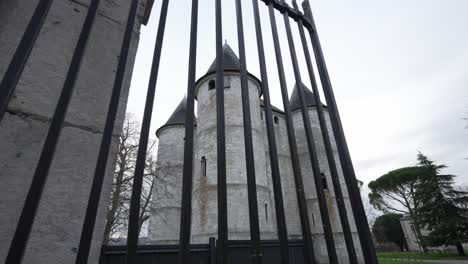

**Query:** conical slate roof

left=206, top=43, right=241, bottom=74
left=156, top=97, right=195, bottom=136
left=289, top=82, right=324, bottom=111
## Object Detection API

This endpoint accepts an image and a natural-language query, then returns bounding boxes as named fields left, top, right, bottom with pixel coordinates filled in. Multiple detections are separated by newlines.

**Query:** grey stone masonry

left=148, top=46, right=366, bottom=263
left=292, top=108, right=364, bottom=264
left=147, top=126, right=185, bottom=244
left=0, top=0, right=151, bottom=263
left=191, top=72, right=276, bottom=243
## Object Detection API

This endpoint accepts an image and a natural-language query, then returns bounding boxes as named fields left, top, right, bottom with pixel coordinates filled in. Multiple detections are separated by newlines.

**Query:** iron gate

left=100, top=239, right=306, bottom=264
left=0, top=0, right=377, bottom=263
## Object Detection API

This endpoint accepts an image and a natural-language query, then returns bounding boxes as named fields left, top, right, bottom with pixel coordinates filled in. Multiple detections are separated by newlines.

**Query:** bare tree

left=103, top=114, right=172, bottom=244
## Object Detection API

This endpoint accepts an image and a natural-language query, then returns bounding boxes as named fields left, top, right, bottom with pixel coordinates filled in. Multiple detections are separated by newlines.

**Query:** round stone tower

left=191, top=43, right=275, bottom=242
left=148, top=98, right=191, bottom=243
left=291, top=83, right=364, bottom=263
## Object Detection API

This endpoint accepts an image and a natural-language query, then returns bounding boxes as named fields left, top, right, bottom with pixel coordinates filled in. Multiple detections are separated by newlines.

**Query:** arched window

left=201, top=156, right=207, bottom=177
left=264, top=202, right=269, bottom=222
left=208, top=80, right=215, bottom=90
left=274, top=116, right=279, bottom=124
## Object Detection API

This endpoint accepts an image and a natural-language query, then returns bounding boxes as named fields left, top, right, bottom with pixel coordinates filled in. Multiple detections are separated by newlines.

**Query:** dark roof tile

left=289, top=82, right=325, bottom=111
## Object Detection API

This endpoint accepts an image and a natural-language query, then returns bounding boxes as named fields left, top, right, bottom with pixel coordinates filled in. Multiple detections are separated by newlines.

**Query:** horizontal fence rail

left=0, top=0, right=377, bottom=263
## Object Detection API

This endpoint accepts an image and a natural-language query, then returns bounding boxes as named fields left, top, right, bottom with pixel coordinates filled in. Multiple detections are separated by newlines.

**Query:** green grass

left=378, top=251, right=468, bottom=260
left=378, top=260, right=436, bottom=264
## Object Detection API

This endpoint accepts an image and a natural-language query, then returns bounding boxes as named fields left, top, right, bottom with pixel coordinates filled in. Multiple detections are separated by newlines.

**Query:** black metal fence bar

left=234, top=1, right=262, bottom=263
left=264, top=3, right=315, bottom=263
left=250, top=2, right=289, bottom=264
left=125, top=0, right=170, bottom=263
left=0, top=0, right=54, bottom=121
left=279, top=1, right=338, bottom=263
left=259, top=0, right=313, bottom=31
left=178, top=0, right=199, bottom=263
left=215, top=0, right=228, bottom=263
left=301, top=1, right=378, bottom=263
left=5, top=0, right=101, bottom=263
left=291, top=1, right=358, bottom=263
left=75, top=0, right=142, bottom=263
left=216, top=0, right=228, bottom=264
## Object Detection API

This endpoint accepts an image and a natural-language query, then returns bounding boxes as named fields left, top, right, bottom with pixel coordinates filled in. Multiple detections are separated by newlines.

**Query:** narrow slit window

left=201, top=156, right=207, bottom=177
left=264, top=203, right=268, bottom=222
left=261, top=112, right=263, bottom=120
left=224, top=76, right=230, bottom=88
left=321, top=172, right=328, bottom=189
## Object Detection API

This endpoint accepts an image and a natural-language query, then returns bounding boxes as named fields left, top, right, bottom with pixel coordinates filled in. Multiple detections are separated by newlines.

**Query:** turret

left=148, top=97, right=194, bottom=243
left=191, top=43, right=275, bottom=242
left=290, top=82, right=363, bottom=262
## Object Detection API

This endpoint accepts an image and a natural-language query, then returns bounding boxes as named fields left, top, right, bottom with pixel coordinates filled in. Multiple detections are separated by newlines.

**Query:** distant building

left=400, top=216, right=425, bottom=252
left=400, top=215, right=468, bottom=252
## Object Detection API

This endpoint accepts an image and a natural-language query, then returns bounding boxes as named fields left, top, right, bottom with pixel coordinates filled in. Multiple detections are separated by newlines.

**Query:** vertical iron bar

left=124, top=0, right=170, bottom=263
left=292, top=1, right=358, bottom=263
left=250, top=1, right=289, bottom=264
left=265, top=3, right=316, bottom=263
left=75, top=0, right=142, bottom=262
left=233, top=1, right=261, bottom=263
left=215, top=0, right=228, bottom=263
left=0, top=0, right=54, bottom=121
left=178, top=0, right=199, bottom=263
left=210, top=237, right=217, bottom=264
left=279, top=1, right=339, bottom=263
left=5, top=0, right=101, bottom=262
left=301, top=1, right=378, bottom=263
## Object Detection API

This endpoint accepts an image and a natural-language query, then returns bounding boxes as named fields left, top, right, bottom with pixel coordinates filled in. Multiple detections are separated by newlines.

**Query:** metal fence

left=101, top=239, right=305, bottom=264
left=0, top=0, right=377, bottom=263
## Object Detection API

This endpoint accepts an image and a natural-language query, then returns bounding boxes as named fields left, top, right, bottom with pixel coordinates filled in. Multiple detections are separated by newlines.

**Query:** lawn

left=378, top=251, right=468, bottom=260
left=378, top=260, right=436, bottom=264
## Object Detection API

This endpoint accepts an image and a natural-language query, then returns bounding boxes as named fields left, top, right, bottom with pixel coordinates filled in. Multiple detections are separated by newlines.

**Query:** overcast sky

left=126, top=0, right=468, bottom=198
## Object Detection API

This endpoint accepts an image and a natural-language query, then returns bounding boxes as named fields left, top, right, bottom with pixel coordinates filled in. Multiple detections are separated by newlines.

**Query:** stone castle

left=147, top=43, right=364, bottom=263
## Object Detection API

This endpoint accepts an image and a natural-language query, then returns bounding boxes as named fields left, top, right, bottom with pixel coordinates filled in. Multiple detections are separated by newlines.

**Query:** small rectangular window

left=201, top=156, right=207, bottom=177
left=274, top=116, right=279, bottom=124
left=208, top=80, right=215, bottom=90
left=321, top=172, right=328, bottom=189
left=224, top=76, right=230, bottom=88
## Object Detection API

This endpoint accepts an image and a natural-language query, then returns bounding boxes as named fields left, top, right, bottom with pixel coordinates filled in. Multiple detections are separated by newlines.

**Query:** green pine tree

left=416, top=152, right=468, bottom=256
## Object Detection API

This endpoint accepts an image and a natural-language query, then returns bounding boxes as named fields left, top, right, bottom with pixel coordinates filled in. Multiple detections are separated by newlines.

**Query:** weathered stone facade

left=0, top=0, right=151, bottom=263
left=148, top=44, right=364, bottom=263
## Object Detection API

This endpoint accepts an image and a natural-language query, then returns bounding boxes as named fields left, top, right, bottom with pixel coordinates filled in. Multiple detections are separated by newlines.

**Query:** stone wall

left=0, top=0, right=150, bottom=263
left=292, top=107, right=364, bottom=263
left=191, top=72, right=275, bottom=243
left=147, top=126, right=184, bottom=243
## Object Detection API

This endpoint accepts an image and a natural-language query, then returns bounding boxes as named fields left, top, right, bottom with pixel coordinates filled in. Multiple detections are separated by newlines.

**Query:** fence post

left=209, top=237, right=217, bottom=264
left=302, top=0, right=378, bottom=263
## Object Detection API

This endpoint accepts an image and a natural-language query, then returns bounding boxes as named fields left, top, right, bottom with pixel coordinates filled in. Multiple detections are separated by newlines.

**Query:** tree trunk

left=456, top=243, right=465, bottom=256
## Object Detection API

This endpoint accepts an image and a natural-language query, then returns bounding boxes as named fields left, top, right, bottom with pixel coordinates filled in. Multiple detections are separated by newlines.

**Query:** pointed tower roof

left=206, top=43, right=241, bottom=74
left=156, top=97, right=196, bottom=137
left=195, top=41, right=262, bottom=98
left=289, top=82, right=325, bottom=111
